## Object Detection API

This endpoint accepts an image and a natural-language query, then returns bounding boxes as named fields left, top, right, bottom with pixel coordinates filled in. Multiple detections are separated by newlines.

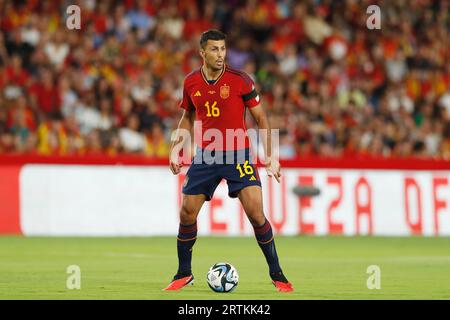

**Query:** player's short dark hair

left=200, top=29, right=226, bottom=49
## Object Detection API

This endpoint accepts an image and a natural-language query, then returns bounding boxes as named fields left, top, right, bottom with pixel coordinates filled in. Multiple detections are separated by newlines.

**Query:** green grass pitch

left=0, top=236, right=449, bottom=300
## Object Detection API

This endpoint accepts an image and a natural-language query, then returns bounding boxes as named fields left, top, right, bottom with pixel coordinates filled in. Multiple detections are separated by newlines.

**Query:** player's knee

left=180, top=205, right=197, bottom=225
left=244, top=203, right=265, bottom=226
left=248, top=214, right=266, bottom=227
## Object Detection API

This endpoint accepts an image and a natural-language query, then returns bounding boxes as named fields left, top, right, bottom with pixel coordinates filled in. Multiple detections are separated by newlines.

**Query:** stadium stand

left=0, top=0, right=448, bottom=159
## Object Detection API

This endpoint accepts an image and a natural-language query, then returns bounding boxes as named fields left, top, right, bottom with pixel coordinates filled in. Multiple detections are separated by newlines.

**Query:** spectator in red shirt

left=5, top=54, right=30, bottom=87
left=29, top=68, right=60, bottom=117
left=183, top=4, right=214, bottom=41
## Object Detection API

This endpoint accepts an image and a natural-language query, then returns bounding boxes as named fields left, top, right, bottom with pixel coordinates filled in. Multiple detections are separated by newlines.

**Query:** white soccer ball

left=206, top=262, right=239, bottom=293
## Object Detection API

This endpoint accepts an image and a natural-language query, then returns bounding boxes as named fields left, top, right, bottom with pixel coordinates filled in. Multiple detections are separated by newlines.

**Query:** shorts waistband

left=192, top=147, right=254, bottom=165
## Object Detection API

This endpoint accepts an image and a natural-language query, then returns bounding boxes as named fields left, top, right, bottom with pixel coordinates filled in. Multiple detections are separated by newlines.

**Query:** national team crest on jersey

left=220, top=84, right=230, bottom=99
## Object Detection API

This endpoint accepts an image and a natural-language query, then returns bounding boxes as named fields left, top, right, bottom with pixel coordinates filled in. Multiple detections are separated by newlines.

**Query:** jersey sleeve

left=179, top=80, right=195, bottom=111
left=241, top=73, right=260, bottom=109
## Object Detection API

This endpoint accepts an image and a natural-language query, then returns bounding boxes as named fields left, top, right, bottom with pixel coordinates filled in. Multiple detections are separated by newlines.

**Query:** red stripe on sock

left=257, top=236, right=274, bottom=245
left=254, top=220, right=271, bottom=235
left=177, top=236, right=197, bottom=242
left=179, top=223, right=197, bottom=234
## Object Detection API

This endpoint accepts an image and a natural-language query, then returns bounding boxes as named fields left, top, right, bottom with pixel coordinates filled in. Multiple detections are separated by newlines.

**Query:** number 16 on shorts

left=236, top=161, right=254, bottom=178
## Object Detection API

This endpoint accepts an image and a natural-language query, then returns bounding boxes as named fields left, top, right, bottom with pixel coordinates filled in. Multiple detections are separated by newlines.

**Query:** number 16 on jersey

left=205, top=101, right=220, bottom=117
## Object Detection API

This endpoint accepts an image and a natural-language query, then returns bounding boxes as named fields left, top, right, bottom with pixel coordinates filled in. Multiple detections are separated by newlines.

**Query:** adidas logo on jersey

left=194, top=91, right=201, bottom=97
left=250, top=176, right=256, bottom=181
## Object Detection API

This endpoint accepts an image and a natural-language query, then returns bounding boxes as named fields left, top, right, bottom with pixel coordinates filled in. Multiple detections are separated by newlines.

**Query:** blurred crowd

left=0, top=0, right=449, bottom=159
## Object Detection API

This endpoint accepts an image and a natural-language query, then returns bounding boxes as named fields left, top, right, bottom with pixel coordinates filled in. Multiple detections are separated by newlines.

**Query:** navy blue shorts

left=182, top=148, right=262, bottom=201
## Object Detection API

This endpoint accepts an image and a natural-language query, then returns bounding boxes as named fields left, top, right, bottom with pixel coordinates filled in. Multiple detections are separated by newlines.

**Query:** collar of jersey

left=200, top=64, right=226, bottom=86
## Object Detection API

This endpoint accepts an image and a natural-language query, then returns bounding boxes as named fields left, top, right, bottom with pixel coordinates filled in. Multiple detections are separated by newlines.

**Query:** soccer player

left=164, top=29, right=293, bottom=293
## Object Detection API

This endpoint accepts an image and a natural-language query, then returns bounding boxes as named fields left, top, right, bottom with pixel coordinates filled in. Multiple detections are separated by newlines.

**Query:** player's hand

left=265, top=157, right=281, bottom=183
left=169, top=154, right=182, bottom=175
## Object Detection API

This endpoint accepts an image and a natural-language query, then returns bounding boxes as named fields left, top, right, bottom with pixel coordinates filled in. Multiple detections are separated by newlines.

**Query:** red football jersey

left=179, top=65, right=260, bottom=151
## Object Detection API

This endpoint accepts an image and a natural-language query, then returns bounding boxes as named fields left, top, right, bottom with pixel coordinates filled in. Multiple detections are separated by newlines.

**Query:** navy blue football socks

left=177, top=221, right=197, bottom=275
left=253, top=218, right=282, bottom=274
left=177, top=219, right=283, bottom=278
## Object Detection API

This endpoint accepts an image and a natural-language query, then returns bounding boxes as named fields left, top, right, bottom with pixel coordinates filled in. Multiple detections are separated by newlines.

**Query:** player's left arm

left=248, top=105, right=281, bottom=183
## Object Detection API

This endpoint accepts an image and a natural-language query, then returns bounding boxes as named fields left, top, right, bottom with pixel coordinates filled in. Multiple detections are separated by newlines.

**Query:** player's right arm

left=169, top=108, right=195, bottom=175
